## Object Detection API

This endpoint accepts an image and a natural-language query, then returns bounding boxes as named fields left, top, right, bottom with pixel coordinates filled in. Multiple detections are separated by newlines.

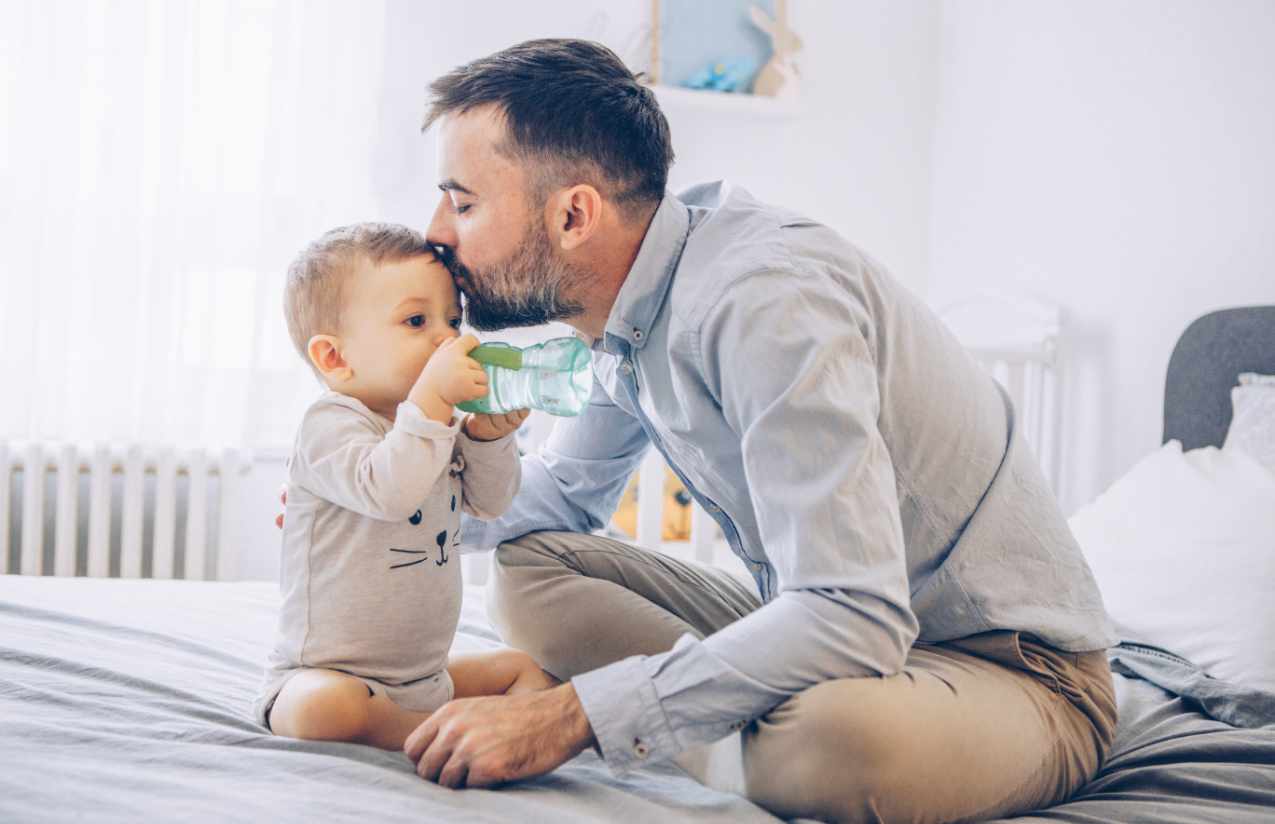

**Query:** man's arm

left=571, top=268, right=920, bottom=771
left=404, top=270, right=920, bottom=788
left=459, top=375, right=651, bottom=550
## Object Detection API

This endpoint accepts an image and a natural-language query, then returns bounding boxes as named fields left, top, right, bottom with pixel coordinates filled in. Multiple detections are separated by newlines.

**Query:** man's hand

left=404, top=682, right=595, bottom=789
left=410, top=334, right=489, bottom=424
left=463, top=408, right=530, bottom=442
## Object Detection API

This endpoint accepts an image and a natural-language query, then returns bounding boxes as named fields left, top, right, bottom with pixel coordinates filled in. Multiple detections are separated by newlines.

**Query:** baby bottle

left=457, top=336, right=593, bottom=417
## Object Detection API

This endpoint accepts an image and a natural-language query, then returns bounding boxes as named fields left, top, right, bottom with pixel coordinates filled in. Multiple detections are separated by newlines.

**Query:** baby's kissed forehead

left=346, top=253, right=460, bottom=317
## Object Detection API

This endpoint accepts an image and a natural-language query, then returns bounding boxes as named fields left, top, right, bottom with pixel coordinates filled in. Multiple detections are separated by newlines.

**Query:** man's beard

left=438, top=223, right=587, bottom=331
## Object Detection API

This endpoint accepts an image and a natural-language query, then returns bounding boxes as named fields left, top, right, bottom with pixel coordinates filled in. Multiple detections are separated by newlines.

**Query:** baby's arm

left=455, top=420, right=523, bottom=520
left=449, top=649, right=558, bottom=699
left=295, top=398, right=457, bottom=521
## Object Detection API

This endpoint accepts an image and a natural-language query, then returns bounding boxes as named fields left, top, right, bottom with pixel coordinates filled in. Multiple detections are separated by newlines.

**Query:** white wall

left=239, top=0, right=945, bottom=580
left=927, top=0, right=1275, bottom=512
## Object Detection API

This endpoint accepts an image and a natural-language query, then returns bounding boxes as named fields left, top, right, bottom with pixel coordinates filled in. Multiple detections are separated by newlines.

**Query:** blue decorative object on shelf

left=657, top=0, right=775, bottom=90
left=682, top=57, right=760, bottom=93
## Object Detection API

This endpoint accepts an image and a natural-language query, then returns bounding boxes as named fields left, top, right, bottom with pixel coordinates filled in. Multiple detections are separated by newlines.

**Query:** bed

left=3, top=307, right=1274, bottom=823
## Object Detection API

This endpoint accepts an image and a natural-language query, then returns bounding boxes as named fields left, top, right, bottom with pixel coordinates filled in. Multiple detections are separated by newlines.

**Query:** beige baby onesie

left=254, top=391, right=519, bottom=726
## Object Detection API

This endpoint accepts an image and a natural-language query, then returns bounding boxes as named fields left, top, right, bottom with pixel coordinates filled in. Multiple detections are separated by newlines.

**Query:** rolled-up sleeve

left=572, top=269, right=920, bottom=772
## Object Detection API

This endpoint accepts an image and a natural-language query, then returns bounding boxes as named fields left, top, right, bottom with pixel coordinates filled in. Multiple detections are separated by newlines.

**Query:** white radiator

left=0, top=442, right=251, bottom=581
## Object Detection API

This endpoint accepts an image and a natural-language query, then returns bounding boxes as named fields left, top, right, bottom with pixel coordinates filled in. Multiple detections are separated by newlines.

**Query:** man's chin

left=464, top=301, right=581, bottom=332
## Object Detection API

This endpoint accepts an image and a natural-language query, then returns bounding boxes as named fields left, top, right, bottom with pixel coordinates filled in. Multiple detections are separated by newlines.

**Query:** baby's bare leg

left=448, top=649, right=560, bottom=699
left=269, top=668, right=432, bottom=752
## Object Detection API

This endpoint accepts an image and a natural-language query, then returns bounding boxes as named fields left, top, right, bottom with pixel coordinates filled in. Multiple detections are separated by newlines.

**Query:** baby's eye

left=448, top=317, right=462, bottom=330
left=406, top=314, right=425, bottom=328
left=455, top=204, right=471, bottom=215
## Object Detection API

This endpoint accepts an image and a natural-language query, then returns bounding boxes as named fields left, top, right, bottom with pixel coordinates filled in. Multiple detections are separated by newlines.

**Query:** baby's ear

left=308, top=334, right=351, bottom=381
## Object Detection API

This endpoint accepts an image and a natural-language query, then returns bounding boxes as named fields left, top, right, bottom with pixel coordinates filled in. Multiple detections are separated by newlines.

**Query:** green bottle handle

left=468, top=343, right=524, bottom=371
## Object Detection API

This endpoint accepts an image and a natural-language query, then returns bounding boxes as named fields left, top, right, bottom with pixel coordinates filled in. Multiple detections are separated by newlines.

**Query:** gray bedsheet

left=0, top=575, right=779, bottom=823
left=3, top=575, right=1274, bottom=823
left=988, top=640, right=1275, bottom=823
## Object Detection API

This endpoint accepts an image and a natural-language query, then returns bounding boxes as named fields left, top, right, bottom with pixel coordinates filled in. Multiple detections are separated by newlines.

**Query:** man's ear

left=548, top=184, right=603, bottom=252
left=307, top=334, right=352, bottom=382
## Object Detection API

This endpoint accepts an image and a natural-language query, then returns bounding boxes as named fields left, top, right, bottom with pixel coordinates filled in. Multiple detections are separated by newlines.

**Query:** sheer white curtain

left=0, top=0, right=395, bottom=450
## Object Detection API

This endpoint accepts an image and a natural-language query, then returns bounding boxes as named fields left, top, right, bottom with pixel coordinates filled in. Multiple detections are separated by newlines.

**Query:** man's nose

left=426, top=196, right=456, bottom=250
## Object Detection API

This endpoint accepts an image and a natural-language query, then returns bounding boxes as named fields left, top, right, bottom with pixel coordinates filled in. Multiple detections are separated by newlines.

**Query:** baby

left=254, top=222, right=553, bottom=752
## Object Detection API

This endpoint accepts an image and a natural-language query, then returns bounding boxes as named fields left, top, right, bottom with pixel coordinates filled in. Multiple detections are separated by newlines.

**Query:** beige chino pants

left=487, top=531, right=1117, bottom=824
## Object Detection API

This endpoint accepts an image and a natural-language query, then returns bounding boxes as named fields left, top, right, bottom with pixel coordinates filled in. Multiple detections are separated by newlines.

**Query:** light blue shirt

left=462, top=182, right=1115, bottom=773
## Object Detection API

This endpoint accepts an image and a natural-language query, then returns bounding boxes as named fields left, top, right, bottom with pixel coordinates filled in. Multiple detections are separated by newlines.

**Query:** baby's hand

left=464, top=408, right=530, bottom=442
left=411, top=335, right=488, bottom=423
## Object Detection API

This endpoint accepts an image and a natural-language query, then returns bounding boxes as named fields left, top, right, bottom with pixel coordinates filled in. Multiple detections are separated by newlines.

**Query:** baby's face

left=337, top=254, right=462, bottom=414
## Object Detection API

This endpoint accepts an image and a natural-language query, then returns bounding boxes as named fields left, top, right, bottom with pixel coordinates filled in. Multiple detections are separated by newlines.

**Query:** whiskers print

left=388, top=547, right=430, bottom=570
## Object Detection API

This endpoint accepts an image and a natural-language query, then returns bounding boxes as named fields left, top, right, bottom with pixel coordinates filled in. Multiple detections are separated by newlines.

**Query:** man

left=393, top=39, right=1115, bottom=823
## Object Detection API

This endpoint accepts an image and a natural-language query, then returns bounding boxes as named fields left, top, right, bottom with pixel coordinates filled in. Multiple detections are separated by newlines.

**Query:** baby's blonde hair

left=283, top=223, right=436, bottom=365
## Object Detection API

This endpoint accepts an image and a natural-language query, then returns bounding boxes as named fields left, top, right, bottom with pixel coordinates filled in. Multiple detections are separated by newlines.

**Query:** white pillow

left=1223, top=372, right=1275, bottom=477
left=1069, top=440, right=1275, bottom=692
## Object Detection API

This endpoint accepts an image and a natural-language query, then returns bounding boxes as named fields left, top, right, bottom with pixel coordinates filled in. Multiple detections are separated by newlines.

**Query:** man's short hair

left=283, top=222, right=434, bottom=364
left=423, top=38, right=675, bottom=219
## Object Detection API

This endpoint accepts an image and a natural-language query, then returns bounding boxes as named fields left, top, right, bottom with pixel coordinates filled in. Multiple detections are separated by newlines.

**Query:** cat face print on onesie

left=387, top=493, right=461, bottom=570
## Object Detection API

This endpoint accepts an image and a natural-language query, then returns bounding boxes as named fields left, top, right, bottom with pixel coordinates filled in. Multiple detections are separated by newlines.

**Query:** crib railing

left=633, top=448, right=723, bottom=564
left=938, top=292, right=1063, bottom=494
left=618, top=294, right=1063, bottom=569
left=0, top=442, right=250, bottom=581
left=967, top=340, right=1061, bottom=492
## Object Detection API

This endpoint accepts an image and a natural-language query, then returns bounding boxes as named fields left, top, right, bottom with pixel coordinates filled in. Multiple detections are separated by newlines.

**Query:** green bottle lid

left=469, top=342, right=523, bottom=371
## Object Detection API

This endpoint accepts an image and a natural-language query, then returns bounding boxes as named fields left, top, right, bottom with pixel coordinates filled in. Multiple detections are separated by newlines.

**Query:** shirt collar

left=601, top=192, right=691, bottom=353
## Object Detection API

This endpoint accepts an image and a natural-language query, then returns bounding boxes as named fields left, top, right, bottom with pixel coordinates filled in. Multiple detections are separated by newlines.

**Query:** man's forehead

left=435, top=106, right=517, bottom=184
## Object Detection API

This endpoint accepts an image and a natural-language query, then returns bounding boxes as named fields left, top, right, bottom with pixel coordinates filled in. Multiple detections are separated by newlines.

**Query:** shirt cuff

left=571, top=655, right=678, bottom=774
left=458, top=514, right=495, bottom=552
left=394, top=401, right=461, bottom=439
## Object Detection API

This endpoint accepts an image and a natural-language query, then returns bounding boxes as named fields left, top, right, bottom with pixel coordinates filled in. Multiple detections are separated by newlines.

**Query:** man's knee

left=486, top=532, right=582, bottom=672
left=743, top=680, right=909, bottom=823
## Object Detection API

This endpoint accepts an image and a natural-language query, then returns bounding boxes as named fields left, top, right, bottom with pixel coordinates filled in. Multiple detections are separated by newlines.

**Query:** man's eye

left=455, top=204, right=471, bottom=215
left=406, top=315, right=425, bottom=328
left=448, top=317, right=462, bottom=330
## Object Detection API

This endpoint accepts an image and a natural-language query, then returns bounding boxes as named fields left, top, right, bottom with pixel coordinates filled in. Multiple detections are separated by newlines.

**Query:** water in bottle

left=457, top=336, right=593, bottom=416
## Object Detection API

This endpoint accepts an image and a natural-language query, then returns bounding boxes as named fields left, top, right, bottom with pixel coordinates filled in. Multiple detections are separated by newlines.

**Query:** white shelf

left=650, top=84, right=800, bottom=119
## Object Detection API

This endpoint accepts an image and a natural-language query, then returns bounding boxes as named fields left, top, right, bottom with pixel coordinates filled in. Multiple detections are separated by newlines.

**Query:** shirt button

left=633, top=738, right=650, bottom=758
left=619, top=362, right=633, bottom=375
left=750, top=562, right=763, bottom=571
left=705, top=503, right=720, bottom=513
left=632, top=328, right=644, bottom=341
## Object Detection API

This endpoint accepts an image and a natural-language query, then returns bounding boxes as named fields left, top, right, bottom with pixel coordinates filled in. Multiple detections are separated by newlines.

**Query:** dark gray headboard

left=1163, top=305, right=1275, bottom=449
